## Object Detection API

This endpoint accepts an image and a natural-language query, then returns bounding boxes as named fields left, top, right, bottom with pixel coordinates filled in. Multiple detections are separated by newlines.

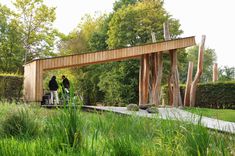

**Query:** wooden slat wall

left=23, top=61, right=37, bottom=101
left=41, top=36, right=195, bottom=70
left=35, top=60, right=44, bottom=101
left=24, top=36, right=196, bottom=102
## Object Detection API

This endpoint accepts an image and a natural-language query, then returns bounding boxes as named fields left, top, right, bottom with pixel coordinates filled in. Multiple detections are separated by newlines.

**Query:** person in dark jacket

left=61, top=75, right=70, bottom=103
left=48, top=76, right=59, bottom=104
left=61, top=75, right=70, bottom=93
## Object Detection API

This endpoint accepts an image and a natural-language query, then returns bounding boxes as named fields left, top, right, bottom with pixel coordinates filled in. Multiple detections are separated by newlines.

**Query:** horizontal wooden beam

left=27, top=36, right=195, bottom=71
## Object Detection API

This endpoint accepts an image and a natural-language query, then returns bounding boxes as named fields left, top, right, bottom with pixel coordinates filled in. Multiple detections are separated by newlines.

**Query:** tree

left=113, top=0, right=137, bottom=11
left=13, top=0, right=57, bottom=62
left=219, top=66, right=235, bottom=81
left=0, top=4, right=25, bottom=73
left=107, top=0, right=182, bottom=48
left=186, top=46, right=217, bottom=82
left=57, top=14, right=110, bottom=104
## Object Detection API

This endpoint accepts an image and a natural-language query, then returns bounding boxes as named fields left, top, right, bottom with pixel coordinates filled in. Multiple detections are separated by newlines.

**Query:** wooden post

left=213, top=63, right=218, bottom=82
left=149, top=32, right=163, bottom=106
left=190, top=35, right=206, bottom=107
left=184, top=61, right=193, bottom=106
left=139, top=56, right=144, bottom=105
left=165, top=22, right=182, bottom=107
left=139, top=54, right=150, bottom=105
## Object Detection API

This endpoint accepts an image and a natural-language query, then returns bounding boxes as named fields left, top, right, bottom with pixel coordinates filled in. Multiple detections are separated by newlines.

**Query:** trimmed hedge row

left=0, top=74, right=23, bottom=101
left=162, top=81, right=235, bottom=109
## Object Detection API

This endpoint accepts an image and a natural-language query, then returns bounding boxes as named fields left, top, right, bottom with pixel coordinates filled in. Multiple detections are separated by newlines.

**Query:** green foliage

left=127, top=104, right=139, bottom=111
left=113, top=0, right=138, bottom=11
left=195, top=81, right=235, bottom=109
left=162, top=81, right=235, bottom=109
left=0, top=4, right=25, bottom=73
left=186, top=46, right=217, bottom=82
left=107, top=0, right=182, bottom=48
left=13, top=0, right=58, bottom=62
left=108, top=135, right=141, bottom=156
left=1, top=108, right=40, bottom=138
left=0, top=74, right=23, bottom=101
left=98, top=61, right=139, bottom=104
left=0, top=103, right=234, bottom=155
left=219, top=66, right=235, bottom=81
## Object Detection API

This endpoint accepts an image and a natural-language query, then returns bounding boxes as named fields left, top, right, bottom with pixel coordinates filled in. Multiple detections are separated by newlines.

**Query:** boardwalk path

left=83, top=106, right=235, bottom=134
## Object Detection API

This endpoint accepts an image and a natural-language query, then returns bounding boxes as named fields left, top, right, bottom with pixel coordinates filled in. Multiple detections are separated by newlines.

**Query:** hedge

left=162, top=81, right=235, bottom=109
left=0, top=74, right=23, bottom=101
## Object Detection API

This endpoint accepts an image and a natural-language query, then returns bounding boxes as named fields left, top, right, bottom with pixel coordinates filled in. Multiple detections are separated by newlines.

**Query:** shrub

left=162, top=81, right=235, bottom=109
left=127, top=104, right=139, bottom=111
left=0, top=74, right=23, bottom=101
left=1, top=108, right=40, bottom=138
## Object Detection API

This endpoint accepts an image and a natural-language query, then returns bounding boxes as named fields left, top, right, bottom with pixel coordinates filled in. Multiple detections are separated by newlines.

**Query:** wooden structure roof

left=24, top=36, right=196, bottom=102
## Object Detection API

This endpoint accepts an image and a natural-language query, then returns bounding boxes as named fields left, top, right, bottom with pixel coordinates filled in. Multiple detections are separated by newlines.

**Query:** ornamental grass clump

left=1, top=108, right=40, bottom=138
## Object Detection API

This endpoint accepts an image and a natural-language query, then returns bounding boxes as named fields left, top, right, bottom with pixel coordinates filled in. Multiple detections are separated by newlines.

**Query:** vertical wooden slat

left=190, top=35, right=206, bottom=107
left=184, top=61, right=193, bottom=106
left=213, top=63, right=218, bottom=82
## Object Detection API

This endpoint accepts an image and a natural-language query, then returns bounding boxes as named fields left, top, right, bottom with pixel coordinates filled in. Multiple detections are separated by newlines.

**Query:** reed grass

left=0, top=101, right=234, bottom=155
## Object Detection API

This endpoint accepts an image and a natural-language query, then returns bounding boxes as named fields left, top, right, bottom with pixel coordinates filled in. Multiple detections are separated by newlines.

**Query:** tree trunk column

left=184, top=61, right=193, bottom=106
left=169, top=50, right=182, bottom=107
left=213, top=63, right=218, bottom=82
left=190, top=35, right=206, bottom=107
left=139, top=54, right=150, bottom=105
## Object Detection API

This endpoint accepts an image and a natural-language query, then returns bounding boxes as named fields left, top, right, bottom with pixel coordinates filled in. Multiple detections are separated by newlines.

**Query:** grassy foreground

left=185, top=107, right=235, bottom=122
left=0, top=102, right=234, bottom=156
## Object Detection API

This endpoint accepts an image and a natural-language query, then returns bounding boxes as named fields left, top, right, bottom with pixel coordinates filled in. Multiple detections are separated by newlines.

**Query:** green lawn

left=185, top=107, right=235, bottom=122
left=0, top=101, right=234, bottom=155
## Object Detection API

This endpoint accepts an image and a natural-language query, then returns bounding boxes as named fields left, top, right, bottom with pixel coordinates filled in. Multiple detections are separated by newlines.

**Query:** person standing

left=48, top=76, right=59, bottom=105
left=62, top=75, right=70, bottom=93
left=61, top=75, right=70, bottom=103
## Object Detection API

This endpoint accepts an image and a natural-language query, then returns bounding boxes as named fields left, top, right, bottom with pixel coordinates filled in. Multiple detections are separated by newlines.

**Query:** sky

left=1, top=0, right=235, bottom=67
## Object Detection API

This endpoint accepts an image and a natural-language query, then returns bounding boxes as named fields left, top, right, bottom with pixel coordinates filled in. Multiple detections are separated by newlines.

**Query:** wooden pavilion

left=23, top=36, right=196, bottom=105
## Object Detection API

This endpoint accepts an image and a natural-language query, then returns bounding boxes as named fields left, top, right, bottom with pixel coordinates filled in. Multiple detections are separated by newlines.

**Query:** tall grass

left=1, top=107, right=41, bottom=138
left=0, top=101, right=234, bottom=155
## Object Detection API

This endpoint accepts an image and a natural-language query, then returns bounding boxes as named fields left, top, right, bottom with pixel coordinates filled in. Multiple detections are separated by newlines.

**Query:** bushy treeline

left=2, top=0, right=230, bottom=105
left=162, top=81, right=235, bottom=109
left=0, top=74, right=23, bottom=101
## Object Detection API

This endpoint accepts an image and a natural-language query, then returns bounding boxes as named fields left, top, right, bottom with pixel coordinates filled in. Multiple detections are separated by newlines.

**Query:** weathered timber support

left=169, top=50, right=182, bottom=106
left=149, top=32, right=163, bottom=106
left=213, top=63, right=218, bottom=82
left=139, top=54, right=150, bottom=105
left=139, top=56, right=144, bottom=104
left=184, top=61, right=193, bottom=106
left=24, top=60, right=44, bottom=102
left=164, top=22, right=182, bottom=107
left=190, top=35, right=206, bottom=107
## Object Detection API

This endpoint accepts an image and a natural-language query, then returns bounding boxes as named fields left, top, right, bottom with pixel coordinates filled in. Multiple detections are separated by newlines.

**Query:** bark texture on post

left=190, top=35, right=206, bottom=107
left=169, top=50, right=182, bottom=106
left=149, top=32, right=163, bottom=106
left=165, top=22, right=182, bottom=107
left=139, top=54, right=150, bottom=105
left=213, top=63, right=218, bottom=82
left=139, top=56, right=144, bottom=105
left=184, top=61, right=193, bottom=106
